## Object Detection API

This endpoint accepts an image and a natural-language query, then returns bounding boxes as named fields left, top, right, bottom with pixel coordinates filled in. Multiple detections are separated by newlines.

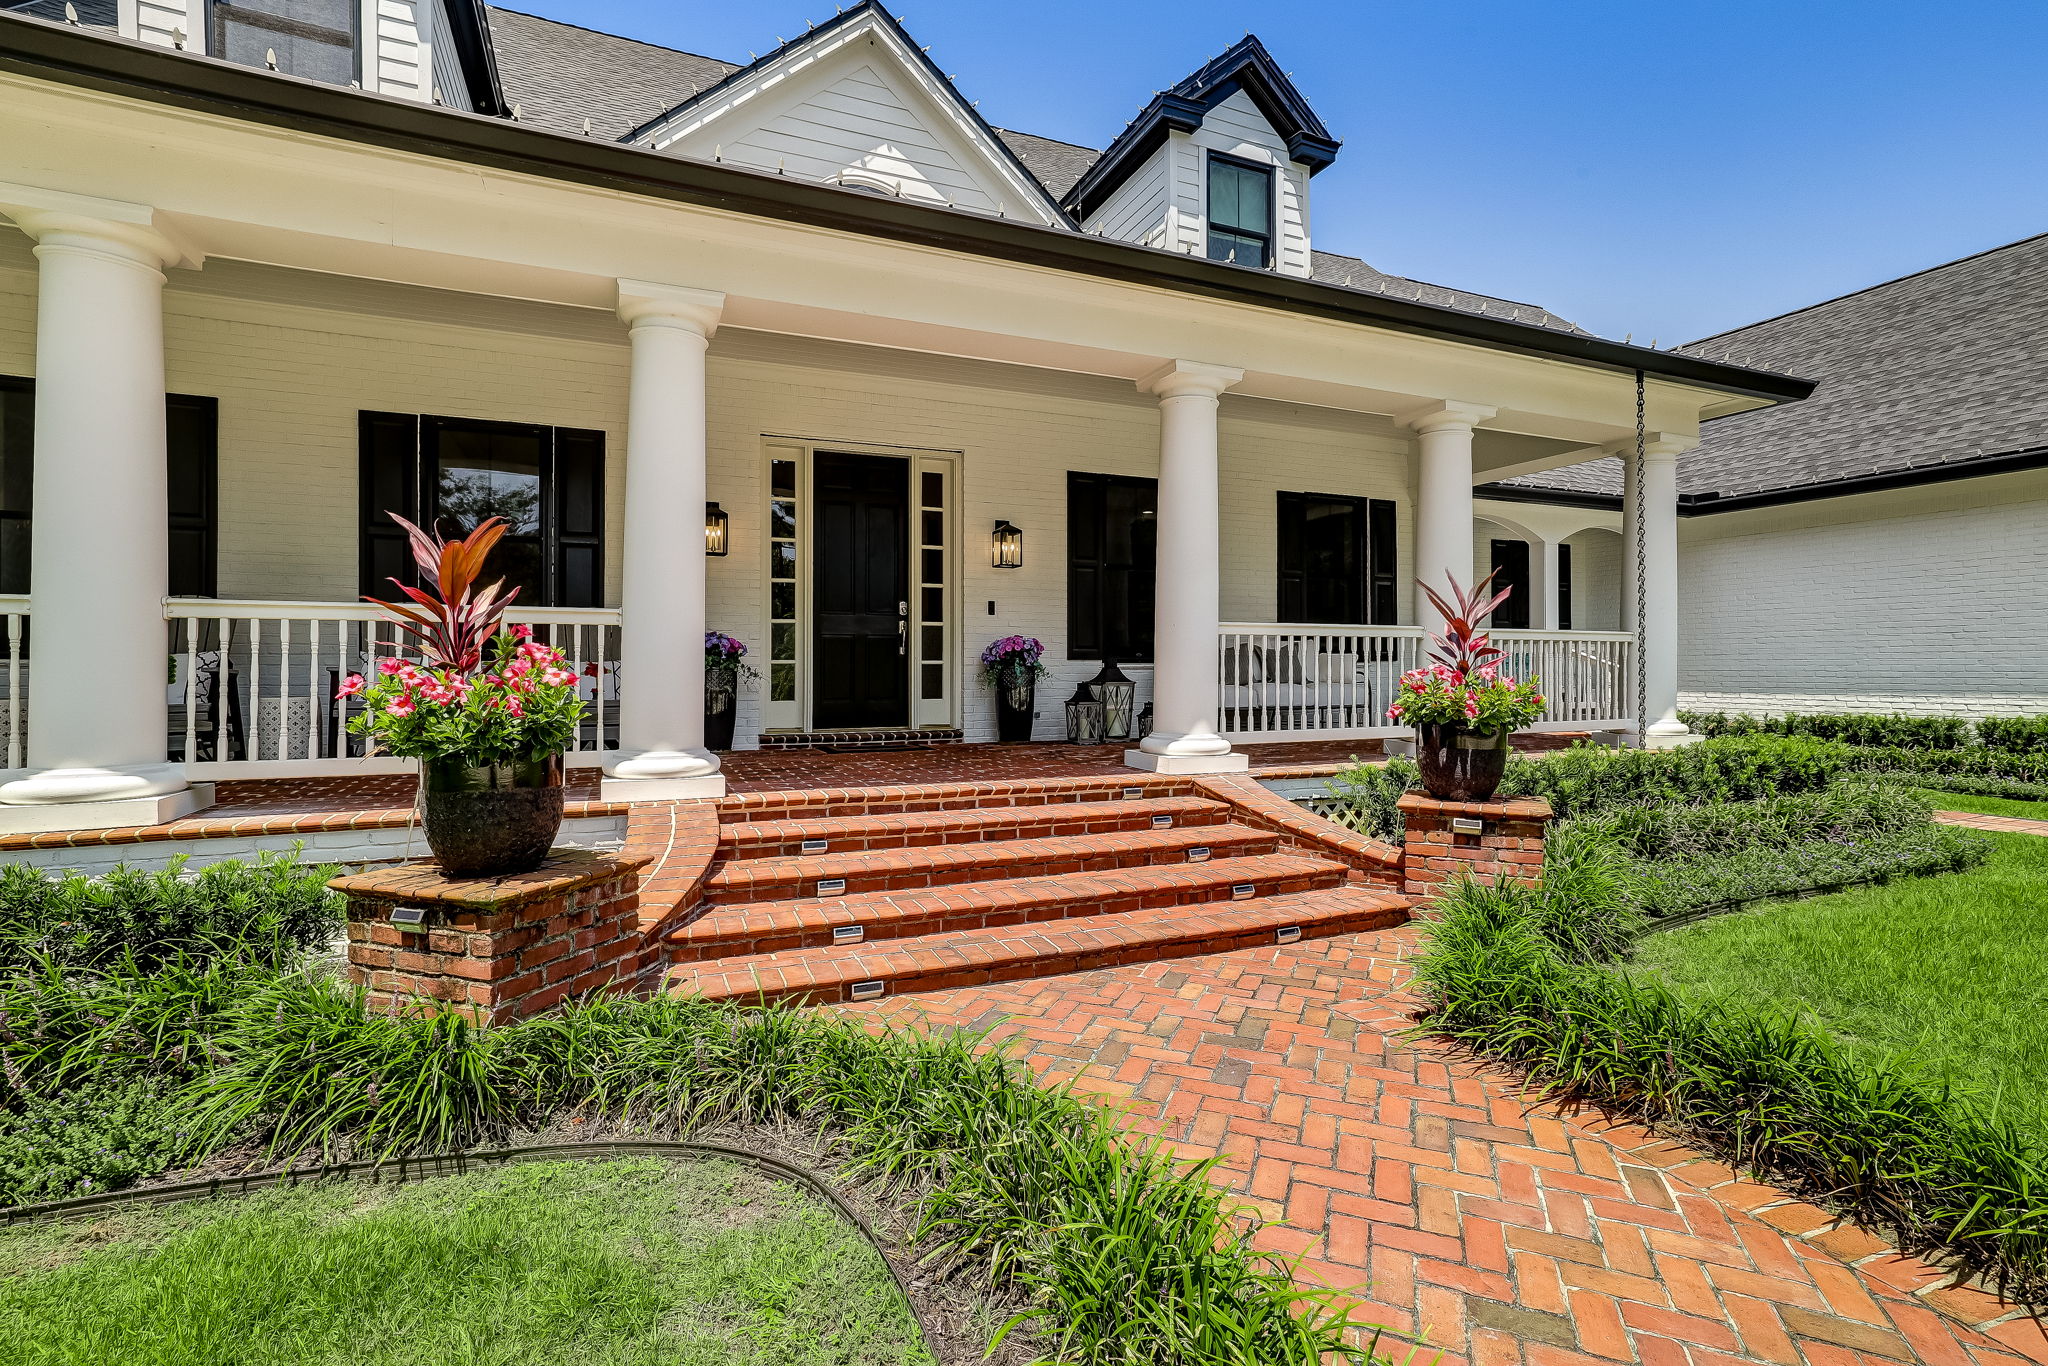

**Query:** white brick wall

left=1680, top=471, right=2048, bottom=719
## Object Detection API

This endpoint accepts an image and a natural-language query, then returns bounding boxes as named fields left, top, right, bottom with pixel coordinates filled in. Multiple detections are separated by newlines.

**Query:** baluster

left=6, top=611, right=21, bottom=771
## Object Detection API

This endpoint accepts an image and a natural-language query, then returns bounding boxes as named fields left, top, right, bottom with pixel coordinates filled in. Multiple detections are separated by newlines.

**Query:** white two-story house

left=0, top=0, right=1810, bottom=830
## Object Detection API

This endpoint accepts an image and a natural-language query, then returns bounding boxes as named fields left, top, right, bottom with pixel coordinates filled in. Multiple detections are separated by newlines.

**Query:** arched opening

left=1560, top=527, right=1624, bottom=631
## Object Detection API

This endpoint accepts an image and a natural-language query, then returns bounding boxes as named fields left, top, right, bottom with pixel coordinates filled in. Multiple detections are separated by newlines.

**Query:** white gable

left=632, top=14, right=1064, bottom=227
left=1184, top=88, right=1313, bottom=277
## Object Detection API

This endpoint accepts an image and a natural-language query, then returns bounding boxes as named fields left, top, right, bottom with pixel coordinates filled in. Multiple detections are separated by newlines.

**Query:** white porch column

left=603, top=280, right=727, bottom=801
left=0, top=199, right=200, bottom=826
left=1632, top=433, right=1697, bottom=748
left=1128, top=360, right=1246, bottom=775
left=1534, top=537, right=1563, bottom=631
left=1401, top=401, right=1495, bottom=633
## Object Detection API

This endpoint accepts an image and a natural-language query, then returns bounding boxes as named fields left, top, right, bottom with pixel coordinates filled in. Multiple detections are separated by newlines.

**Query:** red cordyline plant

left=342, top=515, right=583, bottom=764
left=363, top=515, right=519, bottom=672
left=1389, top=571, right=1547, bottom=733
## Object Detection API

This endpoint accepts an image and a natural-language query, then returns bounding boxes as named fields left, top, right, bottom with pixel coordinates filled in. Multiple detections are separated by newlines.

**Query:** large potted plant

left=703, top=630, right=755, bottom=751
left=980, top=635, right=1047, bottom=743
left=1389, top=573, right=1547, bottom=801
left=344, top=516, right=584, bottom=877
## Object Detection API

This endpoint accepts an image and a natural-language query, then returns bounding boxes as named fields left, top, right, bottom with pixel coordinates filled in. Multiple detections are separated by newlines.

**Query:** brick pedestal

left=1396, top=792, right=1554, bottom=901
left=333, top=849, right=649, bottom=1024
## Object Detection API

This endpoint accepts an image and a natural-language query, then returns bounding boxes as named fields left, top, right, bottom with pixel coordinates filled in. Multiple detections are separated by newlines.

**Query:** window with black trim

left=360, top=413, right=605, bottom=608
left=1276, top=492, right=1395, bottom=625
left=212, top=0, right=356, bottom=84
left=1067, top=471, right=1156, bottom=662
left=0, top=376, right=218, bottom=597
left=1488, top=539, right=1532, bottom=629
left=1206, top=153, right=1274, bottom=268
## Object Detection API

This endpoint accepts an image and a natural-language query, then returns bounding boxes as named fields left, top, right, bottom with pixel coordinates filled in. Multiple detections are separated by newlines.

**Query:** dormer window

left=1206, top=153, right=1274, bottom=268
left=212, top=0, right=356, bottom=84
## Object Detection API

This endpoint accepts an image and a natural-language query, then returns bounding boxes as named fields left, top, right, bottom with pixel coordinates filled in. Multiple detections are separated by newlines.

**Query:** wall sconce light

left=704, top=502, right=729, bottom=556
left=991, top=519, right=1023, bottom=569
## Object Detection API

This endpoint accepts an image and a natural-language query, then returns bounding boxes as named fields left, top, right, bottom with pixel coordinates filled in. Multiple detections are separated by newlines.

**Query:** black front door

left=813, top=452, right=909, bottom=728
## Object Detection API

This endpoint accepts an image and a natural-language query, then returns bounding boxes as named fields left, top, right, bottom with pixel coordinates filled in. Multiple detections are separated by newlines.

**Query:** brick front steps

left=658, top=775, right=1410, bottom=1006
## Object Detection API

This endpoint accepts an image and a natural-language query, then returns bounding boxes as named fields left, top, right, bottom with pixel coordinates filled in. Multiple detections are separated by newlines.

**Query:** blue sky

left=512, top=0, right=2048, bottom=343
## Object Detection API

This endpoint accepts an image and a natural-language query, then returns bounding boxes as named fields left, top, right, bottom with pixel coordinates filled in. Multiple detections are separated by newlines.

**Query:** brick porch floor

left=843, top=926, right=2048, bottom=1366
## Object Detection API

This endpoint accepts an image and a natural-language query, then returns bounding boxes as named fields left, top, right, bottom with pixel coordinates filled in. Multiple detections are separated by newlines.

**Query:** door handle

left=898, top=619, right=907, bottom=655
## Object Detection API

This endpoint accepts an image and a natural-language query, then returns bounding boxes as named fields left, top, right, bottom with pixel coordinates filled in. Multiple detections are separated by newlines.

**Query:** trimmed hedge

left=0, top=851, right=342, bottom=973
left=1413, top=841, right=2048, bottom=1308
left=1979, top=715, right=2048, bottom=754
left=1679, top=709, right=1971, bottom=750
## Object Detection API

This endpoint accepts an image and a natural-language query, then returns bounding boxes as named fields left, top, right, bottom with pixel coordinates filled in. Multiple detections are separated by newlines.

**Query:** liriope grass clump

left=3, top=958, right=1394, bottom=1366
left=1411, top=838, right=2048, bottom=1307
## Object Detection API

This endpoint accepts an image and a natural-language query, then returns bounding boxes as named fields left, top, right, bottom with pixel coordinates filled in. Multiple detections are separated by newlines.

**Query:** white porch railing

left=1218, top=622, right=1634, bottom=742
left=163, top=599, right=622, bottom=779
left=0, top=595, right=25, bottom=770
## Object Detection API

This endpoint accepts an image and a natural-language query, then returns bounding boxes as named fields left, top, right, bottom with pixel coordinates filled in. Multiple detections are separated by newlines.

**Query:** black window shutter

left=1367, top=498, right=1397, bottom=625
left=0, top=378, right=31, bottom=596
left=1276, top=492, right=1308, bottom=622
left=1488, top=539, right=1532, bottom=629
left=1558, top=542, right=1573, bottom=631
left=1066, top=472, right=1105, bottom=658
left=359, top=411, right=421, bottom=599
left=166, top=395, right=218, bottom=598
left=553, top=426, right=605, bottom=608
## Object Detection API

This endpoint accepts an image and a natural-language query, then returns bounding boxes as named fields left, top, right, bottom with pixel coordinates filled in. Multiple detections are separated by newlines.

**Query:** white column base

left=600, top=774, right=728, bottom=803
left=604, top=746, right=721, bottom=781
left=1642, top=724, right=1700, bottom=751
left=0, top=782, right=212, bottom=834
left=1123, top=748, right=1248, bottom=774
left=0, top=761, right=190, bottom=806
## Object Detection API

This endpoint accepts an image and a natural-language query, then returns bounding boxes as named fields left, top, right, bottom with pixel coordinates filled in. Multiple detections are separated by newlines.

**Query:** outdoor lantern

left=1064, top=680, right=1107, bottom=745
left=1088, top=658, right=1137, bottom=741
left=991, top=519, right=1023, bottom=568
left=704, top=502, right=729, bottom=556
left=1137, top=702, right=1154, bottom=741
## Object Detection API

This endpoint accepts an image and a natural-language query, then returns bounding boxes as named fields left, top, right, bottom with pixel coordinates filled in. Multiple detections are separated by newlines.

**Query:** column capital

left=616, top=279, right=725, bottom=336
left=0, top=184, right=195, bottom=271
left=1137, top=359, right=1243, bottom=401
left=1397, top=399, right=1497, bottom=435
left=1609, top=430, right=1699, bottom=461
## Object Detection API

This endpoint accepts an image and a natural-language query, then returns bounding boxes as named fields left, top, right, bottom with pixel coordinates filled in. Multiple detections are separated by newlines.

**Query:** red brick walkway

left=844, top=927, right=2047, bottom=1366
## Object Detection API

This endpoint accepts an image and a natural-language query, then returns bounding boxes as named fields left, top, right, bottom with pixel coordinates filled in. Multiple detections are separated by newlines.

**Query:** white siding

left=124, top=0, right=196, bottom=50
left=1083, top=142, right=1172, bottom=249
left=1679, top=474, right=2048, bottom=719
left=365, top=0, right=431, bottom=102
left=1173, top=89, right=1313, bottom=277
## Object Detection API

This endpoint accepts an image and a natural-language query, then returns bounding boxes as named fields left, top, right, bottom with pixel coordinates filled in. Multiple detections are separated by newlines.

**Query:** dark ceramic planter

left=705, top=670, right=738, bottom=752
left=421, top=752, right=565, bottom=878
left=1414, top=723, right=1511, bottom=801
left=994, top=675, right=1035, bottom=743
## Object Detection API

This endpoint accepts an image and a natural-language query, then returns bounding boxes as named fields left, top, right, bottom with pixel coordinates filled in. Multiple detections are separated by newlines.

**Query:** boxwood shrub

left=1413, top=841, right=2048, bottom=1307
left=1976, top=715, right=2048, bottom=755
left=1680, top=710, right=1971, bottom=749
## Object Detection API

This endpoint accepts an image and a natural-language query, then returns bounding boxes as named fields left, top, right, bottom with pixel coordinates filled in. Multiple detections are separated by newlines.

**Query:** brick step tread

left=721, top=794, right=1233, bottom=858
left=705, top=822, right=1277, bottom=903
left=669, top=852, right=1346, bottom=961
left=664, top=885, right=1410, bottom=1005
left=716, top=773, right=1183, bottom=824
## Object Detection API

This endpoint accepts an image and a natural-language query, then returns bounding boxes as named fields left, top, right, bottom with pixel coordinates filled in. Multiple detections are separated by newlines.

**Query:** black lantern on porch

left=1137, top=702, right=1153, bottom=742
left=704, top=502, right=730, bottom=556
left=1088, top=659, right=1137, bottom=741
left=1064, top=680, right=1107, bottom=745
left=990, top=519, right=1023, bottom=568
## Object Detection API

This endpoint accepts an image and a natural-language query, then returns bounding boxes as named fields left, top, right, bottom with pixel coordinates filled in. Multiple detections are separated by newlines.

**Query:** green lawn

left=1913, top=788, right=2048, bottom=821
left=1631, top=830, right=2048, bottom=1142
left=0, top=1157, right=933, bottom=1366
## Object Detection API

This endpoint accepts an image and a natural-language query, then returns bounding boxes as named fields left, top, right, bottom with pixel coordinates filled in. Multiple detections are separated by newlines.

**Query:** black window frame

left=0, top=375, right=218, bottom=599
left=1066, top=470, right=1157, bottom=663
left=1275, top=491, right=1397, bottom=626
left=209, top=0, right=357, bottom=83
left=1205, top=151, right=1276, bottom=269
left=1557, top=542, right=1573, bottom=631
left=359, top=412, right=606, bottom=609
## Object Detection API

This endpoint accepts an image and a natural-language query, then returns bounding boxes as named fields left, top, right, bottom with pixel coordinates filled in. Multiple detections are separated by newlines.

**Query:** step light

left=848, top=980, right=887, bottom=1002
left=1275, top=925, right=1303, bottom=945
left=1123, top=786, right=1144, bottom=799
left=389, top=905, right=427, bottom=929
left=801, top=838, right=829, bottom=854
left=1450, top=816, right=1486, bottom=835
left=831, top=924, right=864, bottom=945
left=1151, top=814, right=1174, bottom=828
left=1186, top=846, right=1212, bottom=862
left=1231, top=883, right=1256, bottom=900
left=816, top=877, right=848, bottom=896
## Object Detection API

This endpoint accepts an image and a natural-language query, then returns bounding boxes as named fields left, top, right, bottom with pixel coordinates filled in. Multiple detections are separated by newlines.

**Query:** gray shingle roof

left=482, top=6, right=1586, bottom=336
left=8, top=0, right=115, bottom=28
left=1500, top=233, right=2048, bottom=502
